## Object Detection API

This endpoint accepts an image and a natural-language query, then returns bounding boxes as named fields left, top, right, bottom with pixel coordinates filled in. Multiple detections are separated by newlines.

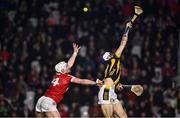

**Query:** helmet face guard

left=55, top=61, right=67, bottom=73
left=103, top=52, right=113, bottom=61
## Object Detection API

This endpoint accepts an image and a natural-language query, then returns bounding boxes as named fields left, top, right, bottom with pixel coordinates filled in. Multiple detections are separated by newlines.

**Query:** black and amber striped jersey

left=103, top=52, right=121, bottom=86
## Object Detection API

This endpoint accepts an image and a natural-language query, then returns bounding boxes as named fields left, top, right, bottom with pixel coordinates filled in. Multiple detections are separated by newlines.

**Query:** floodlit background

left=0, top=0, right=179, bottom=117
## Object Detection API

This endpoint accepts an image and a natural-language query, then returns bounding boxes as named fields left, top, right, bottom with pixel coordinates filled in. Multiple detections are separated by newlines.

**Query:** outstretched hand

left=116, top=83, right=124, bottom=91
left=126, top=22, right=132, bottom=29
left=73, top=43, right=81, bottom=54
left=96, top=79, right=103, bottom=87
left=123, top=21, right=133, bottom=37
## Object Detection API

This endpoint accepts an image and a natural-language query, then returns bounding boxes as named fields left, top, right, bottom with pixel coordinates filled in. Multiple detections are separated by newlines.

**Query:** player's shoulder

left=66, top=74, right=73, bottom=79
left=55, top=72, right=62, bottom=76
left=56, top=73, right=72, bottom=78
left=55, top=73, right=64, bottom=79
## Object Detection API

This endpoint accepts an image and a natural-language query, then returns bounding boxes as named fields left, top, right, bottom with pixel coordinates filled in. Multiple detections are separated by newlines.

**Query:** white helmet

left=55, top=61, right=67, bottom=73
left=103, top=52, right=113, bottom=61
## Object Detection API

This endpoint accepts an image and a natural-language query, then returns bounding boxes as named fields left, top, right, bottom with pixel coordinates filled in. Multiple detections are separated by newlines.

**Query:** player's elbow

left=80, top=80, right=92, bottom=85
left=80, top=80, right=84, bottom=84
left=78, top=79, right=87, bottom=85
left=120, top=42, right=126, bottom=48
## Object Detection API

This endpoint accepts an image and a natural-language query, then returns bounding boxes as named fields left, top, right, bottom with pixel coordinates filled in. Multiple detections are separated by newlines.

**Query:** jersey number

left=51, top=78, right=60, bottom=86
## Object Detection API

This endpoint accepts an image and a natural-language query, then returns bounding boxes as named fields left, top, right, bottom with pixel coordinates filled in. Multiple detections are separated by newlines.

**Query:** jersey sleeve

left=61, top=74, right=73, bottom=83
left=114, top=52, right=121, bottom=58
left=68, top=75, right=75, bottom=82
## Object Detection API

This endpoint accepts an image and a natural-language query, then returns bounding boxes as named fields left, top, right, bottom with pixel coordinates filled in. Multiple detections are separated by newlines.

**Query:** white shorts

left=98, top=85, right=119, bottom=104
left=35, top=96, right=58, bottom=112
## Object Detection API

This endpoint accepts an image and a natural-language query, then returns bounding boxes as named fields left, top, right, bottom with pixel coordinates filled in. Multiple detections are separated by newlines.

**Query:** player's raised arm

left=67, top=43, right=81, bottom=68
left=70, top=76, right=103, bottom=86
left=115, top=22, right=132, bottom=57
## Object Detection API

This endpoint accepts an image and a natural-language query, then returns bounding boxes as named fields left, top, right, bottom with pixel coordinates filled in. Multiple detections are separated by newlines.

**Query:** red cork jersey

left=44, top=73, right=72, bottom=103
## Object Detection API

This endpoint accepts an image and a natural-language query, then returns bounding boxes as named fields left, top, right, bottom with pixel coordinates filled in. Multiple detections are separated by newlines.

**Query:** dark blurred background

left=0, top=0, right=179, bottom=117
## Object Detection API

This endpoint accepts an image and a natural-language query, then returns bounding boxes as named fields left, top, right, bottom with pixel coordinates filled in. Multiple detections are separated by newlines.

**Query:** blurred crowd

left=0, top=0, right=179, bottom=117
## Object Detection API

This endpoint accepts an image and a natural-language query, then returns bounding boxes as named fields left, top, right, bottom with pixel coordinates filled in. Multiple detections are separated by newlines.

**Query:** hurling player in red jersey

left=35, top=43, right=102, bottom=117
